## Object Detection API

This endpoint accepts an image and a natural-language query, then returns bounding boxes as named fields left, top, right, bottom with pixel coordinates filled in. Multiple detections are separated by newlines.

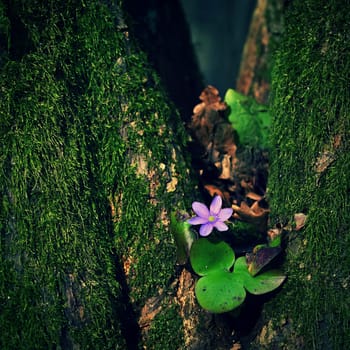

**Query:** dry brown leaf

left=204, top=184, right=231, bottom=203
left=189, top=85, right=270, bottom=231
left=213, top=121, right=237, bottom=158
left=193, top=102, right=205, bottom=115
left=218, top=154, right=233, bottom=180
left=251, top=200, right=269, bottom=215
left=232, top=200, right=269, bottom=227
left=204, top=184, right=225, bottom=197
left=198, top=85, right=226, bottom=110
left=230, top=342, right=242, bottom=350
left=189, top=89, right=228, bottom=154
left=240, top=178, right=255, bottom=192
left=246, top=191, right=264, bottom=201
left=192, top=86, right=226, bottom=116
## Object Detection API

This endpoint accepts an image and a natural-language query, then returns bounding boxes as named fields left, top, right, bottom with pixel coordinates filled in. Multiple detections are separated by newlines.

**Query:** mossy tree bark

left=237, top=0, right=350, bottom=348
left=0, top=1, right=227, bottom=349
left=2, top=0, right=348, bottom=349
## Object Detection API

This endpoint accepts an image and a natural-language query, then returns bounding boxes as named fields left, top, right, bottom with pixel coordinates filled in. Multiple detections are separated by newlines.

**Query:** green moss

left=144, top=304, right=184, bottom=350
left=0, top=0, right=191, bottom=348
left=263, top=0, right=350, bottom=348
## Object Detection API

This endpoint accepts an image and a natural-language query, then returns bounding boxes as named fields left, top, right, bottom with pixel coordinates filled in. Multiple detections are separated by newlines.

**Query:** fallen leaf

left=232, top=201, right=269, bottom=220
left=212, top=121, right=237, bottom=158
left=189, top=87, right=230, bottom=163
left=246, top=192, right=264, bottom=201
left=189, top=86, right=270, bottom=233
left=196, top=85, right=227, bottom=111
left=230, top=342, right=242, bottom=350
left=315, top=150, right=336, bottom=174
left=218, top=154, right=233, bottom=180
left=204, top=184, right=231, bottom=203
left=240, top=178, right=255, bottom=192
left=232, top=200, right=269, bottom=231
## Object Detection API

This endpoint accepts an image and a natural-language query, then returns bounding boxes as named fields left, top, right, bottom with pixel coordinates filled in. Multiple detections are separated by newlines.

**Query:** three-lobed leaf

left=190, top=238, right=286, bottom=313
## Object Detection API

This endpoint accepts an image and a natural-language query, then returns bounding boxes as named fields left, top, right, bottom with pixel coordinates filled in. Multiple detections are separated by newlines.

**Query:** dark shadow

left=105, top=202, right=141, bottom=350
left=111, top=248, right=141, bottom=350
left=3, top=0, right=33, bottom=60
left=180, top=0, right=256, bottom=93
left=123, top=0, right=205, bottom=122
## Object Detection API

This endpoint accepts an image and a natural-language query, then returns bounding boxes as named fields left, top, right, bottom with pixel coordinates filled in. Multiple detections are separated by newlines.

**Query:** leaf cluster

left=189, top=239, right=285, bottom=313
left=225, top=88, right=271, bottom=149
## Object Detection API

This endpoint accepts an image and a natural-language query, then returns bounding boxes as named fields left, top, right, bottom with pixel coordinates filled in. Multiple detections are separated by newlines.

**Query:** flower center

left=208, top=215, right=216, bottom=222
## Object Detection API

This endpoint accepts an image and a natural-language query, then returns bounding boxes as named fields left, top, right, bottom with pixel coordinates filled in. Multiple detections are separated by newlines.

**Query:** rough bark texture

left=236, top=0, right=284, bottom=104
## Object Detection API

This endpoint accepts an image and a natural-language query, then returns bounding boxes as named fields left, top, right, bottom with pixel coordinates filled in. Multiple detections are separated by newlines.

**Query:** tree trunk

left=236, top=0, right=284, bottom=104
left=2, top=0, right=348, bottom=349
left=237, top=0, right=350, bottom=348
left=0, top=1, right=216, bottom=349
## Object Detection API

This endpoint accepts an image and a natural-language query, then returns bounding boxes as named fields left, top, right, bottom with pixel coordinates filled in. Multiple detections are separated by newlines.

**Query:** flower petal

left=213, top=221, right=229, bottom=231
left=218, top=208, right=233, bottom=221
left=209, top=195, right=222, bottom=215
left=192, top=202, right=210, bottom=218
left=199, top=223, right=214, bottom=237
left=187, top=216, right=209, bottom=225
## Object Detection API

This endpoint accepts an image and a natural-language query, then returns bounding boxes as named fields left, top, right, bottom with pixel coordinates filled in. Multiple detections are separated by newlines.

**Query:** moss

left=258, top=0, right=350, bottom=348
left=0, top=0, right=191, bottom=348
left=144, top=303, right=184, bottom=350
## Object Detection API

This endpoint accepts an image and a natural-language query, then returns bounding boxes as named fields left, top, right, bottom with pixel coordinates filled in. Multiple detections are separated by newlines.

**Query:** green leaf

left=224, top=88, right=249, bottom=115
left=234, top=255, right=252, bottom=273
left=269, top=234, right=282, bottom=248
left=195, top=270, right=246, bottom=313
left=170, top=211, right=196, bottom=264
left=190, top=238, right=235, bottom=276
left=224, top=88, right=272, bottom=149
left=234, top=257, right=286, bottom=295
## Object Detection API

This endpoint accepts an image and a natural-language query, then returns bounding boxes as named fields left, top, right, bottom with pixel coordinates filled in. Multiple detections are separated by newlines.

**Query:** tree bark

left=2, top=0, right=348, bottom=349
left=236, top=0, right=284, bottom=104
left=0, top=1, right=212, bottom=349
left=237, top=0, right=350, bottom=348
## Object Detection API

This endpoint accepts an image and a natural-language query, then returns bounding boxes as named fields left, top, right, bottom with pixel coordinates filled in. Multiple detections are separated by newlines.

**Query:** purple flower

left=187, top=195, right=233, bottom=237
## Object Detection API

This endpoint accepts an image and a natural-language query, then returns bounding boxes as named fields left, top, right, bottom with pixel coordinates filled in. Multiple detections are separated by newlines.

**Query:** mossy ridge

left=262, top=0, right=350, bottom=348
left=144, top=303, right=184, bottom=350
left=0, top=1, right=126, bottom=348
left=0, top=0, right=189, bottom=348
